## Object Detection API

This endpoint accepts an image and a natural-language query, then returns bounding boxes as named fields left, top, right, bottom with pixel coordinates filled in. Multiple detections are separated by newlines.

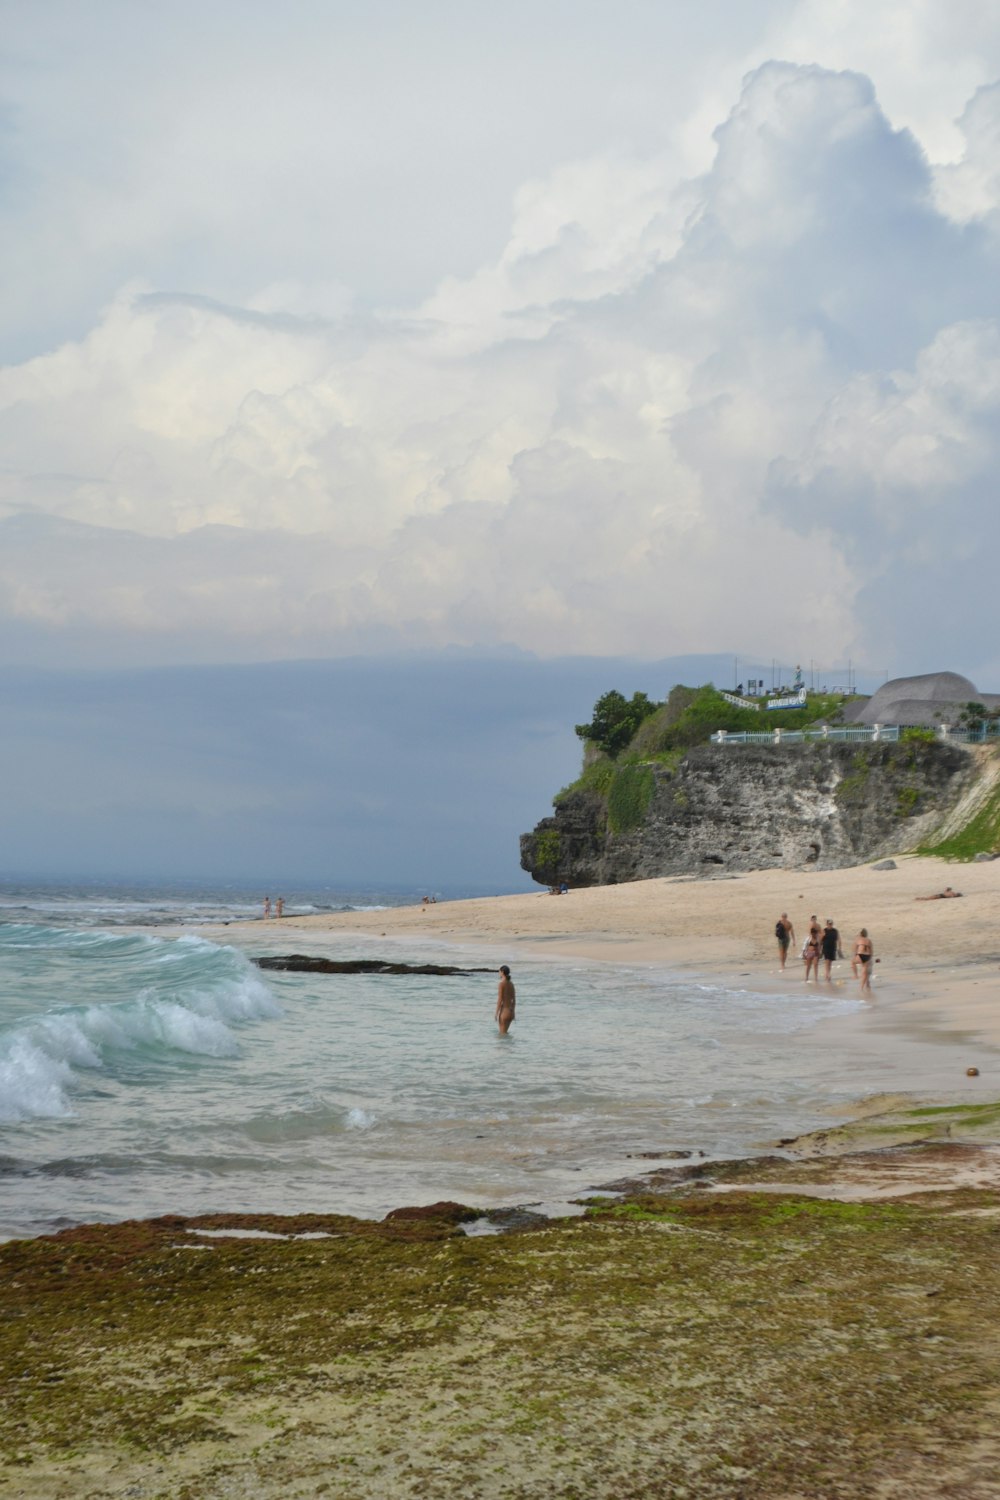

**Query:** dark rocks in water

left=384, top=1201, right=478, bottom=1224
left=625, top=1149, right=693, bottom=1160
left=253, top=955, right=495, bottom=976
left=475, top=1206, right=551, bottom=1233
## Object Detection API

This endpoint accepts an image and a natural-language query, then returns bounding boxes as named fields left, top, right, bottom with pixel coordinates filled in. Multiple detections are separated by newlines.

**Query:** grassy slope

left=917, top=751, right=1000, bottom=860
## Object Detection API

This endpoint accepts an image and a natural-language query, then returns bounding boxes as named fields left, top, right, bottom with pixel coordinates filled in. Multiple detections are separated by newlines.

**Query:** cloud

left=1, top=52, right=999, bottom=675
left=755, top=0, right=1000, bottom=164
left=765, top=319, right=1000, bottom=678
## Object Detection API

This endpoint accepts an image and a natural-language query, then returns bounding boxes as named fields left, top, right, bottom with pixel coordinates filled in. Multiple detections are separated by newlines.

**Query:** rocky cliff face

left=520, top=741, right=973, bottom=886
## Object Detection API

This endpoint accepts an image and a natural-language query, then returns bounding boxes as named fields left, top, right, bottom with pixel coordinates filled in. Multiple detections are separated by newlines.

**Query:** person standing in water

left=495, top=965, right=516, bottom=1035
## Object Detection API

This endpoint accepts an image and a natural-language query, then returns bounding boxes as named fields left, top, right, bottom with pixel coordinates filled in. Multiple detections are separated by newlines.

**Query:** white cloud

left=755, top=0, right=1000, bottom=163
left=1, top=29, right=1000, bottom=674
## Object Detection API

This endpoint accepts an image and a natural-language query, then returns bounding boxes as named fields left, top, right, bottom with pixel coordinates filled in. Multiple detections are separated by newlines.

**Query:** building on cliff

left=841, top=671, right=1000, bottom=729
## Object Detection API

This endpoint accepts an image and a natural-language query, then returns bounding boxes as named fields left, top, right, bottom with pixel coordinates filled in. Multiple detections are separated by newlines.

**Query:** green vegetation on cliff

left=574, top=689, right=660, bottom=758
left=918, top=769, right=1000, bottom=860
left=562, top=683, right=848, bottom=811
left=606, top=762, right=655, bottom=834
left=576, top=684, right=847, bottom=766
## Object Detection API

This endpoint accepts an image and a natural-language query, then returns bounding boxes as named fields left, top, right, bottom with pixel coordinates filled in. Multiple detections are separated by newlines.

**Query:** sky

left=1, top=2, right=998, bottom=882
left=0, top=652, right=745, bottom=886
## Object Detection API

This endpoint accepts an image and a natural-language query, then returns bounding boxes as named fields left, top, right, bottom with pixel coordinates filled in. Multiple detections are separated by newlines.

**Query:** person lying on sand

left=914, top=887, right=963, bottom=900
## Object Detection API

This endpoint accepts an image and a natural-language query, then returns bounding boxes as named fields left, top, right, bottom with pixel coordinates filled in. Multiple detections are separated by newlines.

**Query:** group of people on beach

left=262, top=896, right=284, bottom=919
left=775, top=912, right=875, bottom=995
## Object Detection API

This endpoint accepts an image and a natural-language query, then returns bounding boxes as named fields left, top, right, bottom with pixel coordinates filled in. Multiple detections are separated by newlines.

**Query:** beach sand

left=222, top=852, right=1000, bottom=1053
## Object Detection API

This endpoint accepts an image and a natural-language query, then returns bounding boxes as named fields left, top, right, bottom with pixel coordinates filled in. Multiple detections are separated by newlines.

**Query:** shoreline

left=202, top=850, right=1000, bottom=1082
left=192, top=852, right=1000, bottom=1217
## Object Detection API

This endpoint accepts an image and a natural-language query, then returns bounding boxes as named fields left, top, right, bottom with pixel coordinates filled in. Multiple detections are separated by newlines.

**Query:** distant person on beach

left=915, top=887, right=963, bottom=900
left=263, top=896, right=271, bottom=919
left=854, top=929, right=874, bottom=995
left=276, top=896, right=284, bottom=918
left=775, top=913, right=795, bottom=969
left=495, top=965, right=516, bottom=1036
left=821, top=919, right=842, bottom=981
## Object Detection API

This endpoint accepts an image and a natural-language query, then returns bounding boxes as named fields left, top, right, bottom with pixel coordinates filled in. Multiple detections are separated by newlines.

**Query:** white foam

left=0, top=1035, right=76, bottom=1122
left=0, top=936, right=282, bottom=1121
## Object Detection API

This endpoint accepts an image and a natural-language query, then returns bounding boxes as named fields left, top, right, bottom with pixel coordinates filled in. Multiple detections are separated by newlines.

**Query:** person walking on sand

left=263, top=896, right=271, bottom=919
left=821, top=918, right=842, bottom=981
left=275, top=896, right=284, bottom=919
left=854, top=929, right=874, bottom=995
left=495, top=965, right=516, bottom=1036
left=775, top=912, right=795, bottom=970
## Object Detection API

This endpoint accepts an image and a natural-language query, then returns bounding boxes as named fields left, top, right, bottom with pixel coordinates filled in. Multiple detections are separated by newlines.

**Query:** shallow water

left=0, top=886, right=985, bottom=1240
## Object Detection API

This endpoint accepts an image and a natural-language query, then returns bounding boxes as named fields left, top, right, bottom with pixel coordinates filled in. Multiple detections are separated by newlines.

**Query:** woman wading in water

left=495, top=965, right=516, bottom=1035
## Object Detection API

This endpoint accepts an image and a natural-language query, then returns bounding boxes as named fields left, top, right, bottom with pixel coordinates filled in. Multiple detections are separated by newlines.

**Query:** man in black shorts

left=775, top=912, right=795, bottom=970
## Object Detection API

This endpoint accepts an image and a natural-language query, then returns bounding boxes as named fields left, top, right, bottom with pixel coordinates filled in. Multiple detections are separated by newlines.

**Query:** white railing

left=711, top=723, right=1000, bottom=747
left=712, top=724, right=900, bottom=746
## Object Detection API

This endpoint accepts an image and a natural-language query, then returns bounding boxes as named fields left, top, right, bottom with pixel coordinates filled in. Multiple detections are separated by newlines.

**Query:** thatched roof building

left=841, top=671, right=1000, bottom=727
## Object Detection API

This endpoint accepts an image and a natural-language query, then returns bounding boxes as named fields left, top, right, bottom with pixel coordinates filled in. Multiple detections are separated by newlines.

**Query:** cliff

left=520, top=739, right=978, bottom=886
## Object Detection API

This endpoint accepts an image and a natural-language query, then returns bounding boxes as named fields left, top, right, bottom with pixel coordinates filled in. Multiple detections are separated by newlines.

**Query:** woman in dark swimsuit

left=854, top=929, right=874, bottom=996
left=803, top=916, right=822, bottom=982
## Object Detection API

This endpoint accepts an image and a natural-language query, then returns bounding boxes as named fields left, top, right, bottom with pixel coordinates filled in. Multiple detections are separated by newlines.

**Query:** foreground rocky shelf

left=4, top=1128, right=1000, bottom=1498
left=253, top=954, right=496, bottom=976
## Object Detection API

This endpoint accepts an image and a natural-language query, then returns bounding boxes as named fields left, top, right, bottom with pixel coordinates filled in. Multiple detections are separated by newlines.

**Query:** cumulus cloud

left=1, top=44, right=1000, bottom=675
left=766, top=319, right=1000, bottom=674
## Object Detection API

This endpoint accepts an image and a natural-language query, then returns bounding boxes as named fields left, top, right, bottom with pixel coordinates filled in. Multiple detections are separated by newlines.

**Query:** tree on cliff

left=957, top=702, right=1000, bottom=736
left=575, top=690, right=660, bottom=758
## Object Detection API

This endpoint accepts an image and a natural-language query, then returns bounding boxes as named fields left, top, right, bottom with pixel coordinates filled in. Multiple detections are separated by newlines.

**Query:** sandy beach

left=220, top=852, right=1000, bottom=1056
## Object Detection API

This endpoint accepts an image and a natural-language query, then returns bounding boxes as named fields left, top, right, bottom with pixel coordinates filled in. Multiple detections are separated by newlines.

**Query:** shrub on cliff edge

left=575, top=690, right=661, bottom=759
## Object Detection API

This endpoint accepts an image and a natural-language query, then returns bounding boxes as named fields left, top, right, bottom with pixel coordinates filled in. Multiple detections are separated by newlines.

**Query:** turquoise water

left=0, top=885, right=978, bottom=1241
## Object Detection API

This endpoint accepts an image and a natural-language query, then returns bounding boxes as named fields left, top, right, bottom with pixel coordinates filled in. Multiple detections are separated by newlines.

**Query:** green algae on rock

left=3, top=1155, right=1000, bottom=1499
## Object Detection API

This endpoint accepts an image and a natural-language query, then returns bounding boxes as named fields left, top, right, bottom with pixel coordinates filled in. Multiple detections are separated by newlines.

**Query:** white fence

left=711, top=724, right=999, bottom=747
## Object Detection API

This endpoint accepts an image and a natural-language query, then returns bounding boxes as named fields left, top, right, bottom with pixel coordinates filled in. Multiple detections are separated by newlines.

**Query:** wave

left=0, top=928, right=281, bottom=1124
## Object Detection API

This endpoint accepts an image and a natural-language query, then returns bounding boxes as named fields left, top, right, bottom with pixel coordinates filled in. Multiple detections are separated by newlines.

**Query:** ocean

left=0, top=879, right=972, bottom=1242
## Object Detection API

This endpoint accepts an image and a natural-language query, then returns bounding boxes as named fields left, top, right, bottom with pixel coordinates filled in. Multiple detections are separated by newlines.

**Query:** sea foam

left=0, top=926, right=280, bottom=1123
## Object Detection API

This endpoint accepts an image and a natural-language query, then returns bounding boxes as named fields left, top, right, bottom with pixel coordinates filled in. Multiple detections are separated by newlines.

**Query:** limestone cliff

left=520, top=740, right=975, bottom=886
